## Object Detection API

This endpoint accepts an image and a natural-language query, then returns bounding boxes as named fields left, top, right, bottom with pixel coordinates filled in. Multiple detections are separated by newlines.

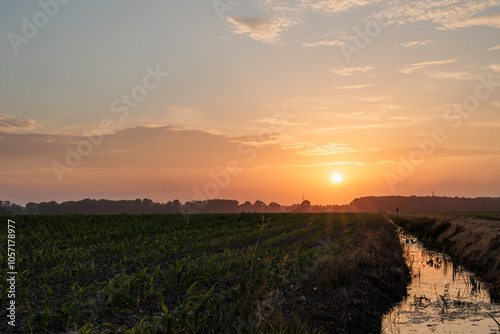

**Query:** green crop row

left=0, top=212, right=380, bottom=333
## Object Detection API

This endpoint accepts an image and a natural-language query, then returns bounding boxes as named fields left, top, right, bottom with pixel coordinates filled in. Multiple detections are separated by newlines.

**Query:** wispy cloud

left=329, top=66, right=375, bottom=76
left=227, top=0, right=304, bottom=44
left=300, top=143, right=354, bottom=156
left=389, top=0, right=500, bottom=30
left=279, top=142, right=315, bottom=150
left=256, top=117, right=308, bottom=126
left=423, top=71, right=475, bottom=81
left=482, top=45, right=500, bottom=53
left=227, top=16, right=285, bottom=44
left=336, top=111, right=382, bottom=121
left=234, top=0, right=500, bottom=46
left=400, top=40, right=434, bottom=47
left=331, top=83, right=376, bottom=89
left=490, top=64, right=500, bottom=72
left=442, top=14, right=500, bottom=30
left=0, top=114, right=40, bottom=132
left=308, top=0, right=372, bottom=14
left=399, top=59, right=458, bottom=74
left=302, top=40, right=344, bottom=47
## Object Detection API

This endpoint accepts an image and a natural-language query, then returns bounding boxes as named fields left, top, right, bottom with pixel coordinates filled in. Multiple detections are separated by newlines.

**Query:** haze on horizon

left=1, top=0, right=500, bottom=206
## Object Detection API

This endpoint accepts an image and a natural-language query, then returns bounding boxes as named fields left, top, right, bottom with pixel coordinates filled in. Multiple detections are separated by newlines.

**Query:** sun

left=331, top=173, right=342, bottom=183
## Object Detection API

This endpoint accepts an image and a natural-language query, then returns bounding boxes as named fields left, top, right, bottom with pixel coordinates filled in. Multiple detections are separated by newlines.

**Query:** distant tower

left=432, top=190, right=435, bottom=197
left=302, top=193, right=305, bottom=202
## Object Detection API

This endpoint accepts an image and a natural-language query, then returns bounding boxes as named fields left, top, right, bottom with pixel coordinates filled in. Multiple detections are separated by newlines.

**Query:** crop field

left=0, top=213, right=409, bottom=333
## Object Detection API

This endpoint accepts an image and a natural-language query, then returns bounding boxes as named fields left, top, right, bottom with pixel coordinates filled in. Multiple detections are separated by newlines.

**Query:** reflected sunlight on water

left=382, top=227, right=499, bottom=334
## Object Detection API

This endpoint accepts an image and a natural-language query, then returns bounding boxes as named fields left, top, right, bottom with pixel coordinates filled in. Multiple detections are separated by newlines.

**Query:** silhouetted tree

left=26, top=202, right=39, bottom=214
left=0, top=201, right=11, bottom=214
left=38, top=201, right=59, bottom=214
left=268, top=202, right=281, bottom=212
left=239, top=201, right=252, bottom=211
left=171, top=199, right=181, bottom=213
left=252, top=200, right=267, bottom=213
left=292, top=200, right=311, bottom=213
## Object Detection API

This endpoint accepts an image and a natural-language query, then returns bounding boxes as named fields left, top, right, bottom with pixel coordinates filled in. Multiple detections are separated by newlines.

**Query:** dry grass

left=280, top=215, right=410, bottom=334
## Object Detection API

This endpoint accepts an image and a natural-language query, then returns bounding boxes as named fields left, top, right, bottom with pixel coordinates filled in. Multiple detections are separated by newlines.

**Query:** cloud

left=441, top=14, right=500, bottom=30
left=423, top=71, right=475, bottom=81
left=227, top=5, right=302, bottom=45
left=492, top=101, right=500, bottom=107
left=302, top=40, right=344, bottom=47
left=331, top=83, right=376, bottom=89
left=227, top=16, right=282, bottom=44
left=329, top=66, right=375, bottom=76
left=356, top=96, right=392, bottom=102
left=235, top=132, right=291, bottom=147
left=0, top=126, right=278, bottom=172
left=307, top=0, right=372, bottom=14
left=279, top=142, right=315, bottom=150
left=482, top=45, right=500, bottom=53
left=490, top=64, right=500, bottom=72
left=256, top=117, right=308, bottom=126
left=388, top=0, right=500, bottom=30
left=300, top=143, right=354, bottom=155
left=400, top=40, right=434, bottom=47
left=336, top=111, right=383, bottom=120
left=468, top=121, right=500, bottom=128
left=399, top=59, right=458, bottom=74
left=237, top=0, right=500, bottom=46
left=0, top=114, right=40, bottom=132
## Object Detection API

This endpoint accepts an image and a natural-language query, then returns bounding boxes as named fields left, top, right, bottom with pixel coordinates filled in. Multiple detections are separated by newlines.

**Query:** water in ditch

left=382, top=227, right=499, bottom=333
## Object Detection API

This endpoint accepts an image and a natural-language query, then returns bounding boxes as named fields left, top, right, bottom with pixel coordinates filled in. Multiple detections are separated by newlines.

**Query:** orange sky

left=1, top=1, right=500, bottom=205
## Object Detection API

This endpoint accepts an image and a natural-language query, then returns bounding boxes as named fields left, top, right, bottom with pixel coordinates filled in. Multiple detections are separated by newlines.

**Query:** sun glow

left=331, top=173, right=342, bottom=183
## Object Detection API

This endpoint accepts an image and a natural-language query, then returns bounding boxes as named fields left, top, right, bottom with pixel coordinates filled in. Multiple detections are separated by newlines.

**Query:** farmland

left=1, top=213, right=409, bottom=333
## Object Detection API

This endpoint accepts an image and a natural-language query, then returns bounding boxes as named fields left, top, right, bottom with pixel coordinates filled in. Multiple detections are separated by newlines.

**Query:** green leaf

left=161, top=298, right=169, bottom=316
left=99, top=323, right=116, bottom=328
left=79, top=323, right=93, bottom=334
left=186, top=281, right=199, bottom=296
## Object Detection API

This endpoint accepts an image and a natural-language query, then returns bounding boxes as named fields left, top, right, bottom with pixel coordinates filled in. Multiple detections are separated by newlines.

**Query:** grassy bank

left=390, top=212, right=500, bottom=302
left=1, top=213, right=409, bottom=333
left=282, top=215, right=410, bottom=334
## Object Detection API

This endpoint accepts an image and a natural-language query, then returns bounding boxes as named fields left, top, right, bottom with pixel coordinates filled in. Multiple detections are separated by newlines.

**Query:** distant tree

left=201, top=199, right=240, bottom=213
left=240, top=201, right=252, bottom=211
left=291, top=200, right=311, bottom=213
left=171, top=199, right=181, bottom=213
left=141, top=198, right=154, bottom=212
left=10, top=204, right=23, bottom=214
left=38, top=201, right=59, bottom=214
left=268, top=202, right=281, bottom=212
left=0, top=201, right=11, bottom=214
left=252, top=200, right=267, bottom=213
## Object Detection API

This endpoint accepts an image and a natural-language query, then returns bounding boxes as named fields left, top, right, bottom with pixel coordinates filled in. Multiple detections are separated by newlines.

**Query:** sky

left=1, top=0, right=500, bottom=206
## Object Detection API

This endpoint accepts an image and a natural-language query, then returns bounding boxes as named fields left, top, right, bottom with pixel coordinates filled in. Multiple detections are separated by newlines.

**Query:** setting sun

left=331, top=173, right=343, bottom=184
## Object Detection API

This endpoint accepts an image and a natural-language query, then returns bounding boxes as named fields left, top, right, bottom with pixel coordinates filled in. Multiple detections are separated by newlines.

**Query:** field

left=390, top=212, right=500, bottom=302
left=1, top=213, right=409, bottom=333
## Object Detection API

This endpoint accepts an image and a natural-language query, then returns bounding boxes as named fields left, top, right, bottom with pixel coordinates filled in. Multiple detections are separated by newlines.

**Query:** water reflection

left=382, top=228, right=499, bottom=334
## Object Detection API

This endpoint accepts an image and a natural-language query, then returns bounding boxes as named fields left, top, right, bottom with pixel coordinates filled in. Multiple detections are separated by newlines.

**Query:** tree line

left=1, top=196, right=499, bottom=214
